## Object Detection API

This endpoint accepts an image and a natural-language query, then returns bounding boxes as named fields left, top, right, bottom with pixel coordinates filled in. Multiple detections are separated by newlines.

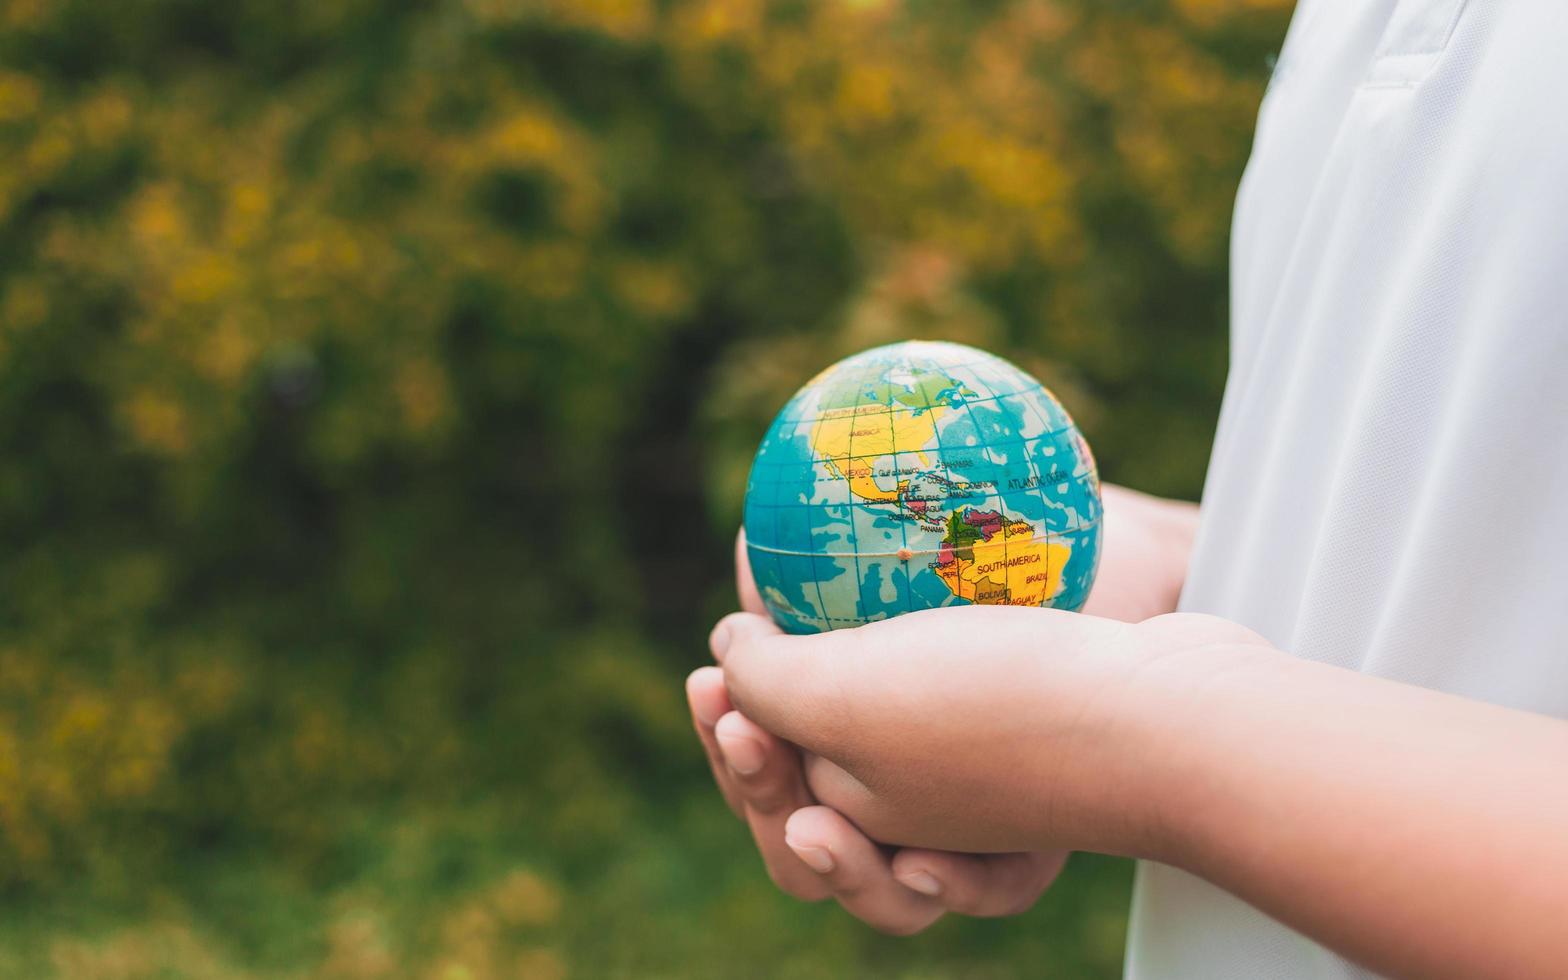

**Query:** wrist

left=1084, top=620, right=1282, bottom=865
left=1089, top=484, right=1199, bottom=622
left=1139, top=493, right=1200, bottom=609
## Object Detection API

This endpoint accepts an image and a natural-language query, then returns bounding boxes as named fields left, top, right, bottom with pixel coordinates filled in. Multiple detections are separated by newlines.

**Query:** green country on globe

left=744, top=340, right=1103, bottom=634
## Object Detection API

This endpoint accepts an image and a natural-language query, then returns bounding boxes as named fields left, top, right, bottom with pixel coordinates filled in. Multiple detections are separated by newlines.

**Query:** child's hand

left=691, top=603, right=1268, bottom=933
left=687, top=532, right=1089, bottom=932
left=687, top=661, right=1068, bottom=934
left=687, top=490, right=1210, bottom=934
left=713, top=606, right=1267, bottom=857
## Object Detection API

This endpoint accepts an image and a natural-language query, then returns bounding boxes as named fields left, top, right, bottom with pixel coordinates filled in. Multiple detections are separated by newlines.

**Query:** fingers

left=713, top=710, right=834, bottom=902
left=707, top=609, right=783, bottom=666
left=778, top=804, right=1063, bottom=931
left=783, top=806, right=945, bottom=936
left=714, top=710, right=806, bottom=815
left=776, top=807, right=1059, bottom=933
left=686, top=666, right=744, bottom=817
left=696, top=611, right=831, bottom=901
left=800, top=751, right=885, bottom=832
left=713, top=611, right=849, bottom=754
left=797, top=752, right=1067, bottom=913
left=890, top=848, right=1067, bottom=917
left=699, top=638, right=1058, bottom=929
left=735, top=528, right=767, bottom=616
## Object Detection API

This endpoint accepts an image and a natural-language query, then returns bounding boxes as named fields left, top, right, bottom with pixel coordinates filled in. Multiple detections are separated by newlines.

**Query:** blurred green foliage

left=0, top=0, right=1288, bottom=975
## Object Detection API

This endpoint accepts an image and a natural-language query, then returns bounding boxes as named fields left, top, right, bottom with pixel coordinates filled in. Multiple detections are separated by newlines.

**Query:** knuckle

left=998, top=891, right=1042, bottom=917
left=945, top=888, right=987, bottom=916
left=978, top=871, right=1048, bottom=918
left=738, top=777, right=793, bottom=815
left=865, top=912, right=931, bottom=937
left=768, top=865, right=831, bottom=903
left=703, top=745, right=736, bottom=784
left=729, top=631, right=782, bottom=671
left=826, top=873, right=870, bottom=902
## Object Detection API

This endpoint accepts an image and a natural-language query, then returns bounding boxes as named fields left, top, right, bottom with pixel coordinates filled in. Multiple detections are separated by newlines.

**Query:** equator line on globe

left=743, top=340, right=1102, bottom=634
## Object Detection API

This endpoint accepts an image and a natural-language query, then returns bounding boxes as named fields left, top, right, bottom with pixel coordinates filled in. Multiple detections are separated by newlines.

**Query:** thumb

left=734, top=528, right=767, bottom=617
left=712, top=612, right=851, bottom=756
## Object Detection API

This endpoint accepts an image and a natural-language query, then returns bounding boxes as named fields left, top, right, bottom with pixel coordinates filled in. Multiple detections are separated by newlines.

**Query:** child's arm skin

left=687, top=485, right=1568, bottom=980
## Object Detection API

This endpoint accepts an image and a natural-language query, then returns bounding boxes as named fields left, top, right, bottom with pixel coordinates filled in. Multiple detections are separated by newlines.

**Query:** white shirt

left=1124, top=2, right=1568, bottom=977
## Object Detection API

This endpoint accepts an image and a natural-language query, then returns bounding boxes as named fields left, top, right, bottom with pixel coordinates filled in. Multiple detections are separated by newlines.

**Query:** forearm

left=1084, top=484, right=1200, bottom=622
left=1142, top=644, right=1568, bottom=980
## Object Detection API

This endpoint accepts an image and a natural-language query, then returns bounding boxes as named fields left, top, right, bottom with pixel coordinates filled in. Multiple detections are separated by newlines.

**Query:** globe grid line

left=1006, top=371, right=1090, bottom=595
left=885, top=367, right=915, bottom=616
left=800, top=373, right=842, bottom=631
left=949, top=366, right=1013, bottom=605
left=821, top=356, right=920, bottom=628
left=834, top=357, right=894, bottom=626
left=745, top=487, right=1100, bottom=554
left=774, top=384, right=1056, bottom=425
left=935, top=357, right=1096, bottom=607
left=748, top=543, right=1004, bottom=559
left=842, top=358, right=878, bottom=628
left=746, top=430, right=1084, bottom=482
left=939, top=360, right=1061, bottom=607
left=952, top=358, right=1093, bottom=604
left=855, top=355, right=948, bottom=617
left=763, top=402, right=813, bottom=627
left=917, top=358, right=986, bottom=607
left=746, top=440, right=1086, bottom=495
left=745, top=440, right=1098, bottom=522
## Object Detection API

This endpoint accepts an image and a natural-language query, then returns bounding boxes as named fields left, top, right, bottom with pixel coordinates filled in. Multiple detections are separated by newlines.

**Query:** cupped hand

left=685, top=532, right=1068, bottom=934
left=687, top=664, right=1067, bottom=932
left=712, top=605, right=1255, bottom=858
left=687, top=488, right=1220, bottom=933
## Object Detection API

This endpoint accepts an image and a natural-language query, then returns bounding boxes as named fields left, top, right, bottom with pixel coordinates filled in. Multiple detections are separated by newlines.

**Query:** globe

left=744, top=340, right=1102, bottom=634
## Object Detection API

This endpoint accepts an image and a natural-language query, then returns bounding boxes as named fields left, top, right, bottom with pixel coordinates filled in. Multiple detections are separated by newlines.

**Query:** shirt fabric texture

left=1124, top=2, right=1568, bottom=977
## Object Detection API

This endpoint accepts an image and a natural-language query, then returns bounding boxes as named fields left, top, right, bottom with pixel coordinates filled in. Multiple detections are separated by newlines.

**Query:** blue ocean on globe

left=743, top=340, right=1102, bottom=634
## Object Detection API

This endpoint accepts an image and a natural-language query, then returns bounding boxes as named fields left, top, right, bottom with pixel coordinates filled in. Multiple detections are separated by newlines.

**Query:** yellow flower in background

left=0, top=70, right=38, bottom=123
left=492, top=873, right=560, bottom=928
left=395, top=356, right=452, bottom=437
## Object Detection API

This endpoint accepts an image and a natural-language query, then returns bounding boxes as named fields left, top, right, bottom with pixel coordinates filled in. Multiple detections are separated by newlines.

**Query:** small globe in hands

left=744, top=340, right=1102, bottom=634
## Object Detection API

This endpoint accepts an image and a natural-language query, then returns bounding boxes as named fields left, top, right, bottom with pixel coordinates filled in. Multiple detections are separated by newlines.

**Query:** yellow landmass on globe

left=935, top=518, right=1071, bottom=606
left=811, top=403, right=949, bottom=504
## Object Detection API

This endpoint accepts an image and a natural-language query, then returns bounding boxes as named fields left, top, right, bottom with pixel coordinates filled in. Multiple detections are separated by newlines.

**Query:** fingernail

left=709, top=623, right=731, bottom=661
left=785, top=837, right=836, bottom=874
left=689, top=672, right=724, bottom=727
left=897, top=870, right=943, bottom=897
left=716, top=732, right=764, bottom=775
left=692, top=697, right=722, bottom=728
